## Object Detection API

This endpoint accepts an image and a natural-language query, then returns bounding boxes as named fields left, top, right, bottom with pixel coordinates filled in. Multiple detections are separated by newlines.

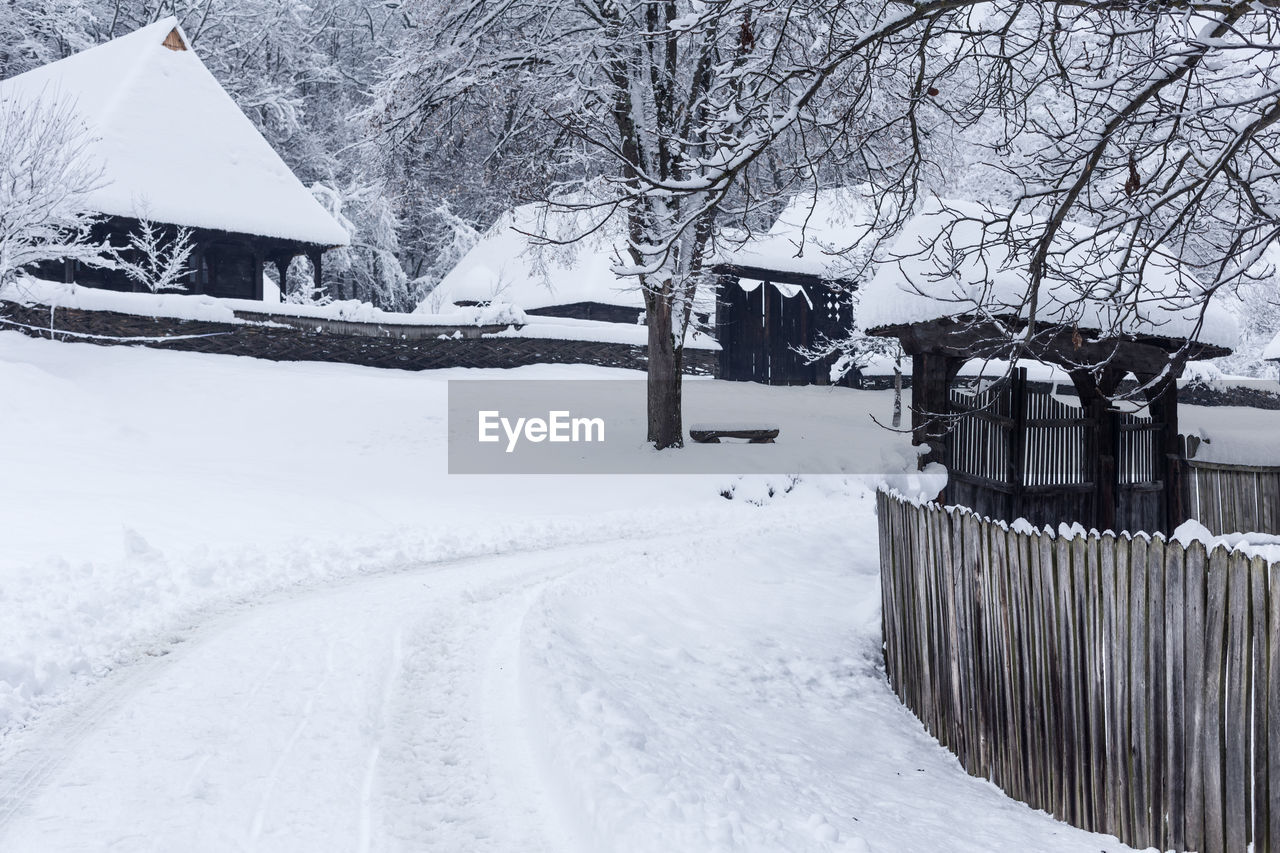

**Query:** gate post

left=1009, top=367, right=1028, bottom=520
left=1098, top=406, right=1120, bottom=533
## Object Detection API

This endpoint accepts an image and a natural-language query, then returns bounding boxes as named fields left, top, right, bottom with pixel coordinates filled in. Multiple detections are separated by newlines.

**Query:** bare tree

left=380, top=0, right=941, bottom=447
left=0, top=92, right=106, bottom=287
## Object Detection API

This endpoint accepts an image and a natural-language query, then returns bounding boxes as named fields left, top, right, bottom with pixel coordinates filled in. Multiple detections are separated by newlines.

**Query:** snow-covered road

left=0, top=545, right=587, bottom=853
left=0, top=517, right=1133, bottom=853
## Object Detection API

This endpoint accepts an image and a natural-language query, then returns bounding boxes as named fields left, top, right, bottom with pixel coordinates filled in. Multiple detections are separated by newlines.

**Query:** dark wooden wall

left=715, top=274, right=851, bottom=385
left=525, top=302, right=644, bottom=324
left=36, top=216, right=328, bottom=301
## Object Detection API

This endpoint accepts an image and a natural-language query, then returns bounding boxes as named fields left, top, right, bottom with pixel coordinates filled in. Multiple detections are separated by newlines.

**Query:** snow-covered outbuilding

left=0, top=18, right=349, bottom=299
left=713, top=188, right=877, bottom=385
left=425, top=202, right=649, bottom=324
left=863, top=198, right=1237, bottom=535
left=1262, top=330, right=1280, bottom=374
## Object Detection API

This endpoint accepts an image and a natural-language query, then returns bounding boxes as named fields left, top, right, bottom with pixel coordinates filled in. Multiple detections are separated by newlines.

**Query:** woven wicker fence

left=0, top=301, right=717, bottom=375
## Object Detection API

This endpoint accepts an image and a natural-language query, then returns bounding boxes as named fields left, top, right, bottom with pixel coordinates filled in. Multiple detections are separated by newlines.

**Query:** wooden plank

left=1184, top=539, right=1208, bottom=852
left=1270, top=557, right=1280, bottom=853
left=937, top=508, right=962, bottom=755
left=1007, top=528, right=1036, bottom=806
left=1084, top=533, right=1107, bottom=832
left=1113, top=533, right=1133, bottom=841
left=993, top=519, right=1011, bottom=788
left=1071, top=533, right=1091, bottom=828
left=1057, top=529, right=1080, bottom=826
left=1164, top=538, right=1187, bottom=851
left=1251, top=554, right=1268, bottom=853
left=1039, top=529, right=1064, bottom=819
left=964, top=510, right=985, bottom=777
left=989, top=520, right=1011, bottom=789
left=1147, top=534, right=1167, bottom=848
left=912, top=503, right=934, bottom=728
left=919, top=506, right=941, bottom=737
left=1099, top=531, right=1123, bottom=838
left=1204, top=545, right=1230, bottom=853
left=1225, top=549, right=1250, bottom=853
left=932, top=508, right=955, bottom=746
left=1128, top=533, right=1151, bottom=850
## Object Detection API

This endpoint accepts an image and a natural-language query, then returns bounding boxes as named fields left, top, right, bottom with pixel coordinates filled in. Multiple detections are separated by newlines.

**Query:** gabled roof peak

left=162, top=27, right=187, bottom=52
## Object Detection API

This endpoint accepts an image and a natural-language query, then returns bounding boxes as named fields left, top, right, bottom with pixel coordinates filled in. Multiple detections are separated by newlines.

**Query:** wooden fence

left=877, top=489, right=1280, bottom=853
left=1188, top=459, right=1280, bottom=537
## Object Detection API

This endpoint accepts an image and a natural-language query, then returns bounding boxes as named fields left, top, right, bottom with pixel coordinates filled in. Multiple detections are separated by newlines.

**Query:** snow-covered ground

left=0, top=331, right=1139, bottom=851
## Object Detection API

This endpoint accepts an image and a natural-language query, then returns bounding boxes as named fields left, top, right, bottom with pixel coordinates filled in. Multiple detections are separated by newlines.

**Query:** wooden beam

left=710, top=263, right=857, bottom=291
left=308, top=249, right=324, bottom=299
left=870, top=314, right=1231, bottom=363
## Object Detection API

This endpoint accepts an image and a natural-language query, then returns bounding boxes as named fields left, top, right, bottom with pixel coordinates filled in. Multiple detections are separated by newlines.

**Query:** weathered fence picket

left=1185, top=459, right=1280, bottom=536
left=876, top=489, right=1280, bottom=853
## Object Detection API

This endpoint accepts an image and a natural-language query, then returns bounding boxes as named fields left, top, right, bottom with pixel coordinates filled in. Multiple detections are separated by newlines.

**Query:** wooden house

left=427, top=201, right=650, bottom=323
left=0, top=18, right=349, bottom=298
left=712, top=188, right=872, bottom=385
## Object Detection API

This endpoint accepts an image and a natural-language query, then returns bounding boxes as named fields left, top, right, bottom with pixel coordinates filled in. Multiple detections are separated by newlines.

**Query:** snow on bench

left=688, top=423, right=780, bottom=444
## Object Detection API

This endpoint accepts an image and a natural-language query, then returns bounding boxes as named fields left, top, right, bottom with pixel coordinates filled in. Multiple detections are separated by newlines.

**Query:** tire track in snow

left=247, top=637, right=338, bottom=849
left=0, top=520, right=794, bottom=851
left=0, top=540, right=650, bottom=851
left=357, top=626, right=403, bottom=853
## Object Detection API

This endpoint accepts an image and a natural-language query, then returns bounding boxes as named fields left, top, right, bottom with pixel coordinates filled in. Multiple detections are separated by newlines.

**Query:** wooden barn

left=0, top=18, right=349, bottom=299
left=713, top=188, right=873, bottom=385
left=428, top=201, right=679, bottom=324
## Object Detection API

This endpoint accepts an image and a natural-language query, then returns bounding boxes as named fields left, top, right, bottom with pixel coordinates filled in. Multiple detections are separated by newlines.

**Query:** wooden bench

left=688, top=424, right=780, bottom=444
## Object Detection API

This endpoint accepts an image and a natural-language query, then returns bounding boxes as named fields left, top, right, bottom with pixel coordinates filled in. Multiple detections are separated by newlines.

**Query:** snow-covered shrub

left=115, top=219, right=195, bottom=293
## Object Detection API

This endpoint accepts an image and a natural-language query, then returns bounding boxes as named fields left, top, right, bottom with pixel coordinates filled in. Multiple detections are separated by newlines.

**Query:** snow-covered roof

left=720, top=187, right=878, bottom=280
left=1263, top=330, right=1280, bottom=360
left=0, top=19, right=349, bottom=247
left=425, top=201, right=646, bottom=312
left=859, top=198, right=1238, bottom=349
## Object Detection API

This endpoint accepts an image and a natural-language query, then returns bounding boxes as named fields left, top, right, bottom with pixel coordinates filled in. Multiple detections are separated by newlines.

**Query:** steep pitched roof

left=426, top=201, right=646, bottom=311
left=859, top=198, right=1238, bottom=349
left=0, top=18, right=349, bottom=247
left=721, top=187, right=879, bottom=280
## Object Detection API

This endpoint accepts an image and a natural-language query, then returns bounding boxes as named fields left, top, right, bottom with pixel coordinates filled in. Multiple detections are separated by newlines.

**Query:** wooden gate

left=945, top=368, right=1165, bottom=533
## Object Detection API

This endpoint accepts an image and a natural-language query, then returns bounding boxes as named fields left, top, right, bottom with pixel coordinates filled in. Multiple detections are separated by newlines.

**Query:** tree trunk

left=892, top=360, right=903, bottom=428
left=646, top=292, right=684, bottom=449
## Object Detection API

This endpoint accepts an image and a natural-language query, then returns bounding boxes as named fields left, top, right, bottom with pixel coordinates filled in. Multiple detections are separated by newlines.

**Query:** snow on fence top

left=718, top=186, right=879, bottom=280
left=0, top=18, right=349, bottom=248
left=859, top=198, right=1238, bottom=349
